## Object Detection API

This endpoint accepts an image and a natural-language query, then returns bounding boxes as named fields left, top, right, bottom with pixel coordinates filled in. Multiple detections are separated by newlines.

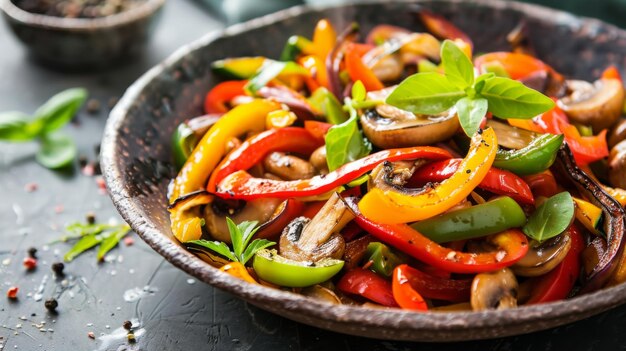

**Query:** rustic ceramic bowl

left=0, top=0, right=165, bottom=69
left=101, top=0, right=626, bottom=341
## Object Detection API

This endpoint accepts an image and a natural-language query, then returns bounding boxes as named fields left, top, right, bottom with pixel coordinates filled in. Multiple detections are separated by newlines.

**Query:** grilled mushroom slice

left=470, top=268, right=518, bottom=311
left=279, top=193, right=352, bottom=262
left=300, top=285, right=342, bottom=304
left=557, top=79, right=625, bottom=132
left=512, top=234, right=572, bottom=277
left=361, top=87, right=459, bottom=149
left=263, top=151, right=316, bottom=180
left=609, top=140, right=626, bottom=189
left=608, top=119, right=626, bottom=149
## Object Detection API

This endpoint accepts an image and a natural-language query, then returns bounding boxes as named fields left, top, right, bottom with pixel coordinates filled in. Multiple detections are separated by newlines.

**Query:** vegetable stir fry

left=167, top=13, right=626, bottom=311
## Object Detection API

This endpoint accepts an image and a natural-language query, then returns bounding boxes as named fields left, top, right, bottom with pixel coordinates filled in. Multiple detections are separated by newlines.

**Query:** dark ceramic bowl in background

left=101, top=0, right=626, bottom=341
left=0, top=0, right=165, bottom=69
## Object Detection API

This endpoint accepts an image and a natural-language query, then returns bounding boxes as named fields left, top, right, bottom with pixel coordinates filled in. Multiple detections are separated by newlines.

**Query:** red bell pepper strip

left=392, top=265, right=428, bottom=311
left=393, top=264, right=471, bottom=303
left=474, top=52, right=556, bottom=81
left=214, top=146, right=451, bottom=200
left=207, top=127, right=323, bottom=192
left=418, top=10, right=473, bottom=49
left=337, top=268, right=399, bottom=307
left=345, top=43, right=384, bottom=92
left=304, top=120, right=332, bottom=140
left=344, top=197, right=529, bottom=274
left=204, top=80, right=248, bottom=114
left=526, top=224, right=584, bottom=304
left=523, top=170, right=559, bottom=198
left=410, top=159, right=535, bottom=205
left=602, top=65, right=622, bottom=82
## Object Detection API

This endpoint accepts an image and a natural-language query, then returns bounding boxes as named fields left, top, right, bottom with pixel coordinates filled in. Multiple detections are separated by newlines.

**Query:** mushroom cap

left=558, top=79, right=625, bottom=132
left=470, top=268, right=518, bottom=311
left=609, top=139, right=626, bottom=189
left=512, top=234, right=572, bottom=277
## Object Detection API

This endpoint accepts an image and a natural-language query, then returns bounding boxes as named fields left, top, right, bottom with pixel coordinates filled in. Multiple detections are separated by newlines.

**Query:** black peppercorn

left=123, top=320, right=132, bottom=330
left=44, top=298, right=58, bottom=311
left=86, top=212, right=96, bottom=225
left=51, top=262, right=65, bottom=276
left=27, top=247, right=37, bottom=258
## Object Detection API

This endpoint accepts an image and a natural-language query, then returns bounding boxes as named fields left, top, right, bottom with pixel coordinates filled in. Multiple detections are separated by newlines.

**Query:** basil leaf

left=523, top=192, right=575, bottom=242
left=97, top=225, right=131, bottom=261
left=325, top=112, right=372, bottom=171
left=479, top=77, right=555, bottom=119
left=238, top=220, right=260, bottom=259
left=386, top=72, right=466, bottom=115
left=456, top=97, right=488, bottom=137
left=35, top=88, right=87, bottom=133
left=245, top=60, right=308, bottom=95
left=226, top=217, right=243, bottom=258
left=441, top=40, right=474, bottom=89
left=308, top=87, right=348, bottom=124
left=351, top=80, right=366, bottom=102
left=36, top=133, right=76, bottom=169
left=187, top=239, right=237, bottom=262
left=64, top=234, right=103, bottom=262
left=241, top=239, right=275, bottom=265
left=0, top=112, right=36, bottom=141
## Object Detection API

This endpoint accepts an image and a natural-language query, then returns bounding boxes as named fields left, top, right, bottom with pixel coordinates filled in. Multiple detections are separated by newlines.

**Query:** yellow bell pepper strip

left=312, top=19, right=337, bottom=59
left=167, top=190, right=213, bottom=242
left=170, top=100, right=282, bottom=202
left=359, top=127, right=497, bottom=224
left=212, top=57, right=267, bottom=79
left=573, top=197, right=603, bottom=234
left=213, top=146, right=451, bottom=200
left=220, top=262, right=257, bottom=284
left=299, top=55, right=329, bottom=89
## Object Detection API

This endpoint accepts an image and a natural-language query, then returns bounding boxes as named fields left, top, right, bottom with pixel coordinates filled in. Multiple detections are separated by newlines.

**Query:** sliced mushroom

left=486, top=119, right=537, bottom=150
left=343, top=235, right=375, bottom=270
left=279, top=192, right=352, bottom=262
left=512, top=234, right=572, bottom=277
left=370, top=53, right=403, bottom=82
left=470, top=268, right=518, bottom=311
left=263, top=151, right=316, bottom=180
left=300, top=285, right=342, bottom=304
left=309, top=146, right=329, bottom=174
left=609, top=139, right=626, bottom=189
left=369, top=160, right=415, bottom=191
left=609, top=119, right=626, bottom=149
left=361, top=87, right=459, bottom=149
left=204, top=197, right=283, bottom=243
left=557, top=79, right=625, bottom=131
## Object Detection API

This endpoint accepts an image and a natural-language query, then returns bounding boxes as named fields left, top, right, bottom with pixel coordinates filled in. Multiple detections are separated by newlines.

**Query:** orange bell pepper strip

left=171, top=99, right=282, bottom=201
left=474, top=52, right=559, bottom=81
left=359, top=127, right=497, bottom=224
left=345, top=43, right=384, bottom=91
left=313, top=19, right=337, bottom=59
left=602, top=65, right=622, bottom=82
left=392, top=265, right=428, bottom=311
left=220, top=262, right=258, bottom=284
left=299, top=55, right=329, bottom=88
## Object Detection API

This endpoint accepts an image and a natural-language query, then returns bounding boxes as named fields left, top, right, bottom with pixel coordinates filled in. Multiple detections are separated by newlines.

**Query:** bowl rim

left=102, top=0, right=626, bottom=340
left=0, top=0, right=165, bottom=30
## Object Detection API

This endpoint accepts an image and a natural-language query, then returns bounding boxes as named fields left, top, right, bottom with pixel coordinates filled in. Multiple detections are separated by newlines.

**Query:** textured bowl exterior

left=0, top=0, right=165, bottom=68
left=101, top=0, right=626, bottom=341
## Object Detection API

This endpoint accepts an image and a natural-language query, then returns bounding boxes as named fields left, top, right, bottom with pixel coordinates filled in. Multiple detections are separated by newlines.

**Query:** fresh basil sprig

left=187, top=218, right=275, bottom=265
left=324, top=81, right=372, bottom=171
left=386, top=40, right=555, bottom=136
left=0, top=88, right=87, bottom=169
left=55, top=221, right=131, bottom=262
left=522, top=192, right=575, bottom=242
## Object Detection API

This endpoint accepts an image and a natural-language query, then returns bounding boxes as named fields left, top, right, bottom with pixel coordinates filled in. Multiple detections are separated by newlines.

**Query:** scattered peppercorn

left=123, top=320, right=132, bottom=330
left=127, top=332, right=136, bottom=343
left=7, top=287, right=18, bottom=299
left=51, top=262, right=65, bottom=276
left=86, top=98, right=101, bottom=114
left=23, top=257, right=37, bottom=271
left=86, top=212, right=96, bottom=225
left=78, top=155, right=89, bottom=168
left=27, top=247, right=37, bottom=258
left=44, top=298, right=58, bottom=311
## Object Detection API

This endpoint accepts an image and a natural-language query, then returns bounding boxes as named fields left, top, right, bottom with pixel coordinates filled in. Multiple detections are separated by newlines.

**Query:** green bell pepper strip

left=365, top=242, right=406, bottom=277
left=280, top=35, right=315, bottom=61
left=252, top=249, right=344, bottom=287
left=493, top=134, right=564, bottom=176
left=308, top=87, right=348, bottom=124
left=172, top=122, right=197, bottom=170
left=411, top=196, right=527, bottom=244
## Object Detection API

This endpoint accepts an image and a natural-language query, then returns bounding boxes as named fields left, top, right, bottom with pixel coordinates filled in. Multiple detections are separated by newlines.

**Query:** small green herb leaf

left=456, top=97, right=488, bottom=137
left=36, top=133, right=76, bottom=169
left=0, top=112, right=35, bottom=141
left=187, top=240, right=237, bottom=262
left=441, top=40, right=474, bottom=89
left=523, top=192, right=575, bottom=242
left=245, top=61, right=308, bottom=95
left=479, top=77, right=555, bottom=119
left=325, top=103, right=372, bottom=171
left=386, top=72, right=465, bottom=115
left=96, top=225, right=131, bottom=261
left=241, top=239, right=275, bottom=265
left=64, top=235, right=103, bottom=262
left=35, top=88, right=87, bottom=133
left=351, top=80, right=367, bottom=102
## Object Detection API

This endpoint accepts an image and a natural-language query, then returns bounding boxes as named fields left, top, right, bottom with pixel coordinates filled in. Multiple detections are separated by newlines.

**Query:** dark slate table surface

left=2, top=1, right=626, bottom=350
